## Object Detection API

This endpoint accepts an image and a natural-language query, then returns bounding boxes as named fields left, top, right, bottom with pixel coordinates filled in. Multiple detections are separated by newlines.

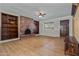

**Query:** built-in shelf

left=1, top=13, right=18, bottom=40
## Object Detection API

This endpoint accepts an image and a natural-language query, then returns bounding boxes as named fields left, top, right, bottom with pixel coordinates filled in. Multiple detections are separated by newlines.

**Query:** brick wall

left=20, top=16, right=36, bottom=35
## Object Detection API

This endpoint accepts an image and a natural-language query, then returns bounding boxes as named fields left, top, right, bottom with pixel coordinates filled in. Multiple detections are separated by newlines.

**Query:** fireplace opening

left=24, top=29, right=31, bottom=34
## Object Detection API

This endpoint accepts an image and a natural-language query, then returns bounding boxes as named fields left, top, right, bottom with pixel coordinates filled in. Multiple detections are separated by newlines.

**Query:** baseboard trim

left=0, top=38, right=20, bottom=43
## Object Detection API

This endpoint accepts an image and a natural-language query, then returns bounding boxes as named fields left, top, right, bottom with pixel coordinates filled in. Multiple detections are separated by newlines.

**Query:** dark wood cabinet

left=1, top=13, right=18, bottom=40
left=64, top=36, right=79, bottom=56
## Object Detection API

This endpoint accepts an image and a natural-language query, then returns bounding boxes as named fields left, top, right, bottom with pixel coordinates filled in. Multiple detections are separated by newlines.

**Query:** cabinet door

left=1, top=14, right=8, bottom=40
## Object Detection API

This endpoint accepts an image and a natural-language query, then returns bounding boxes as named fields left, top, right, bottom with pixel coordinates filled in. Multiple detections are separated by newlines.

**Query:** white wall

left=73, top=5, right=79, bottom=43
left=39, top=16, right=73, bottom=37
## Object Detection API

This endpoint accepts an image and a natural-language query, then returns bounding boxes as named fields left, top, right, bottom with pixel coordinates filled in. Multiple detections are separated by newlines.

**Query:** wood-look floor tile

left=0, top=35, right=64, bottom=56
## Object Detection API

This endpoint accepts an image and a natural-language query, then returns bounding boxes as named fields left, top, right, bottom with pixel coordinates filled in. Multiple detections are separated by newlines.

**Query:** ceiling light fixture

left=36, top=8, right=46, bottom=18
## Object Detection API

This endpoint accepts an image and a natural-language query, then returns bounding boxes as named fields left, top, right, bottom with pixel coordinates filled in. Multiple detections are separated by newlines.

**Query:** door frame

left=0, top=12, right=20, bottom=43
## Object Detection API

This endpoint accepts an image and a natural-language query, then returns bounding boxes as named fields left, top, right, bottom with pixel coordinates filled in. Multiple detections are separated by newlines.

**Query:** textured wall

left=20, top=16, right=36, bottom=35
left=39, top=16, right=72, bottom=37
left=73, top=5, right=79, bottom=40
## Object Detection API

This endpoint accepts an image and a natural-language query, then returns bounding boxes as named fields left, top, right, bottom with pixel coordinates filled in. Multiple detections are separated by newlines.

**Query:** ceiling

left=0, top=3, right=72, bottom=20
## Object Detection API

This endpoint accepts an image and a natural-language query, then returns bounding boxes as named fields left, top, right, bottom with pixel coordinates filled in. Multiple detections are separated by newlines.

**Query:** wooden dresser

left=64, top=36, right=79, bottom=56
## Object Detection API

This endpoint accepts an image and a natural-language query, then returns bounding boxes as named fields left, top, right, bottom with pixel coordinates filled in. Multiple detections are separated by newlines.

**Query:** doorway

left=34, top=20, right=39, bottom=34
left=60, top=20, right=69, bottom=37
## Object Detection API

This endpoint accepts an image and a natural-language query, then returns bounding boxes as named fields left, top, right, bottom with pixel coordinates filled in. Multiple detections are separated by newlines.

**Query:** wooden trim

left=0, top=38, right=19, bottom=43
left=18, top=16, right=21, bottom=39
left=0, top=12, right=1, bottom=41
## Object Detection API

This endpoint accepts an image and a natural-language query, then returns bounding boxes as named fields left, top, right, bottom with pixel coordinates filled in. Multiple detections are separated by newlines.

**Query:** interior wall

left=39, top=19, right=60, bottom=37
left=74, top=5, right=79, bottom=41
left=39, top=16, right=73, bottom=37
left=0, top=4, right=72, bottom=37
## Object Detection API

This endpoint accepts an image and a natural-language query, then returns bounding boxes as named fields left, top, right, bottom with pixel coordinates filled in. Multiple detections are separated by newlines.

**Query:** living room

left=0, top=3, right=79, bottom=56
